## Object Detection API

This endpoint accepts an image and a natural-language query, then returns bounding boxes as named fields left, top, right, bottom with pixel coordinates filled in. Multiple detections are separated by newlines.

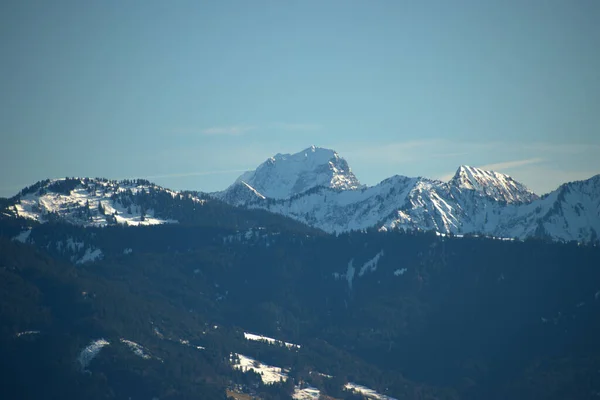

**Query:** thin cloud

left=339, top=139, right=464, bottom=164
left=141, top=169, right=249, bottom=180
left=508, top=166, right=599, bottom=194
left=201, top=125, right=255, bottom=135
left=521, top=143, right=600, bottom=155
left=478, top=158, right=544, bottom=171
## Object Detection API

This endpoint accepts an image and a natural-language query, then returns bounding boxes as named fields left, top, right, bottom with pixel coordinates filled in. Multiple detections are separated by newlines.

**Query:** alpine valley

left=1, top=146, right=600, bottom=400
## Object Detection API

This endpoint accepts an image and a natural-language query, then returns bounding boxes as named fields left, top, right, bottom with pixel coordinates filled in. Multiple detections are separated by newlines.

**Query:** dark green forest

left=1, top=212, right=600, bottom=399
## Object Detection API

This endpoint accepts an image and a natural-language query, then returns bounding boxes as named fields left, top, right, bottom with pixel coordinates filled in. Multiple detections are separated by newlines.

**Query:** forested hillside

left=1, top=219, right=600, bottom=399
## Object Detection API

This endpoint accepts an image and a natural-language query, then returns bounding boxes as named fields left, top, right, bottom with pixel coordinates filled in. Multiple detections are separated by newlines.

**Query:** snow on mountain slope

left=493, top=174, right=600, bottom=242
left=450, top=165, right=539, bottom=204
left=4, top=148, right=599, bottom=244
left=384, top=179, right=461, bottom=233
left=217, top=146, right=362, bottom=200
left=370, top=174, right=599, bottom=242
left=216, top=148, right=600, bottom=243
left=216, top=181, right=266, bottom=207
left=256, top=175, right=418, bottom=233
left=383, top=172, right=519, bottom=235
left=256, top=174, right=467, bottom=235
left=215, top=150, right=542, bottom=235
left=5, top=178, right=186, bottom=226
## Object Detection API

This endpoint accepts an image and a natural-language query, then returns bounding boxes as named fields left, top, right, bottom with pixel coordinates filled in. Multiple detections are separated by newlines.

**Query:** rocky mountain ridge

left=2, top=146, right=599, bottom=243
left=216, top=147, right=600, bottom=243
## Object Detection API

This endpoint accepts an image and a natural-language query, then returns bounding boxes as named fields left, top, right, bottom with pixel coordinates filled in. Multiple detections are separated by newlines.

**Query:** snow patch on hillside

left=120, top=338, right=154, bottom=360
left=293, top=385, right=321, bottom=399
left=230, top=353, right=288, bottom=384
left=346, top=259, right=355, bottom=290
left=76, top=248, right=103, bottom=264
left=15, top=330, right=40, bottom=337
left=359, top=250, right=384, bottom=276
left=77, top=338, right=110, bottom=372
left=345, top=382, right=397, bottom=400
left=13, top=229, right=32, bottom=243
left=241, top=181, right=266, bottom=200
left=66, top=237, right=85, bottom=251
left=244, top=332, right=300, bottom=349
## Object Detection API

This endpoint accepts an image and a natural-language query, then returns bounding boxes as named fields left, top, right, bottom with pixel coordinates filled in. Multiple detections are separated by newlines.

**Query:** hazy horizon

left=2, top=143, right=598, bottom=198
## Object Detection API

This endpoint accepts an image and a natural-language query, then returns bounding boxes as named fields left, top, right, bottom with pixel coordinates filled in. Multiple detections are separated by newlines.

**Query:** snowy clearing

left=230, top=353, right=288, bottom=384
left=243, top=332, right=301, bottom=349
left=358, top=250, right=384, bottom=277
left=345, top=382, right=397, bottom=400
left=292, top=385, right=321, bottom=399
left=76, top=248, right=103, bottom=264
left=120, top=338, right=153, bottom=360
left=77, top=338, right=110, bottom=371
left=15, top=330, right=40, bottom=337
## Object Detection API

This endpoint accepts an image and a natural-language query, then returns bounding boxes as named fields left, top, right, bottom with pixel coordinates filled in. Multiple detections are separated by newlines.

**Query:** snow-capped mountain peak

left=4, top=147, right=599, bottom=244
left=211, top=147, right=598, bottom=242
left=449, top=165, right=538, bottom=204
left=225, top=146, right=362, bottom=200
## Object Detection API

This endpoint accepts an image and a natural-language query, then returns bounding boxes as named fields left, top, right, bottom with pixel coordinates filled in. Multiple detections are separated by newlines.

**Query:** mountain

left=216, top=148, right=600, bottom=243
left=449, top=165, right=539, bottom=204
left=1, top=153, right=600, bottom=399
left=493, top=174, right=600, bottom=242
left=0, top=177, right=319, bottom=234
left=217, top=145, right=362, bottom=201
left=2, top=147, right=599, bottom=243
left=4, top=177, right=180, bottom=226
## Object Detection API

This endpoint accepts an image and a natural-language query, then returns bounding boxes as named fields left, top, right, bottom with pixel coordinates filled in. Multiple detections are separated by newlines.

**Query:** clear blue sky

left=1, top=0, right=599, bottom=197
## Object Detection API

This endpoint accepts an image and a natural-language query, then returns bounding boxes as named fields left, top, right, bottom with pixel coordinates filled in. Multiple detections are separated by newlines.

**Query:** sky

left=1, top=0, right=599, bottom=197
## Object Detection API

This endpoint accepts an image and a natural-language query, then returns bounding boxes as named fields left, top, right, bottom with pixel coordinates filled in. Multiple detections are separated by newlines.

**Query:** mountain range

left=2, top=146, right=600, bottom=400
left=215, top=146, right=600, bottom=242
left=2, top=146, right=599, bottom=243
left=3, top=202, right=600, bottom=400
